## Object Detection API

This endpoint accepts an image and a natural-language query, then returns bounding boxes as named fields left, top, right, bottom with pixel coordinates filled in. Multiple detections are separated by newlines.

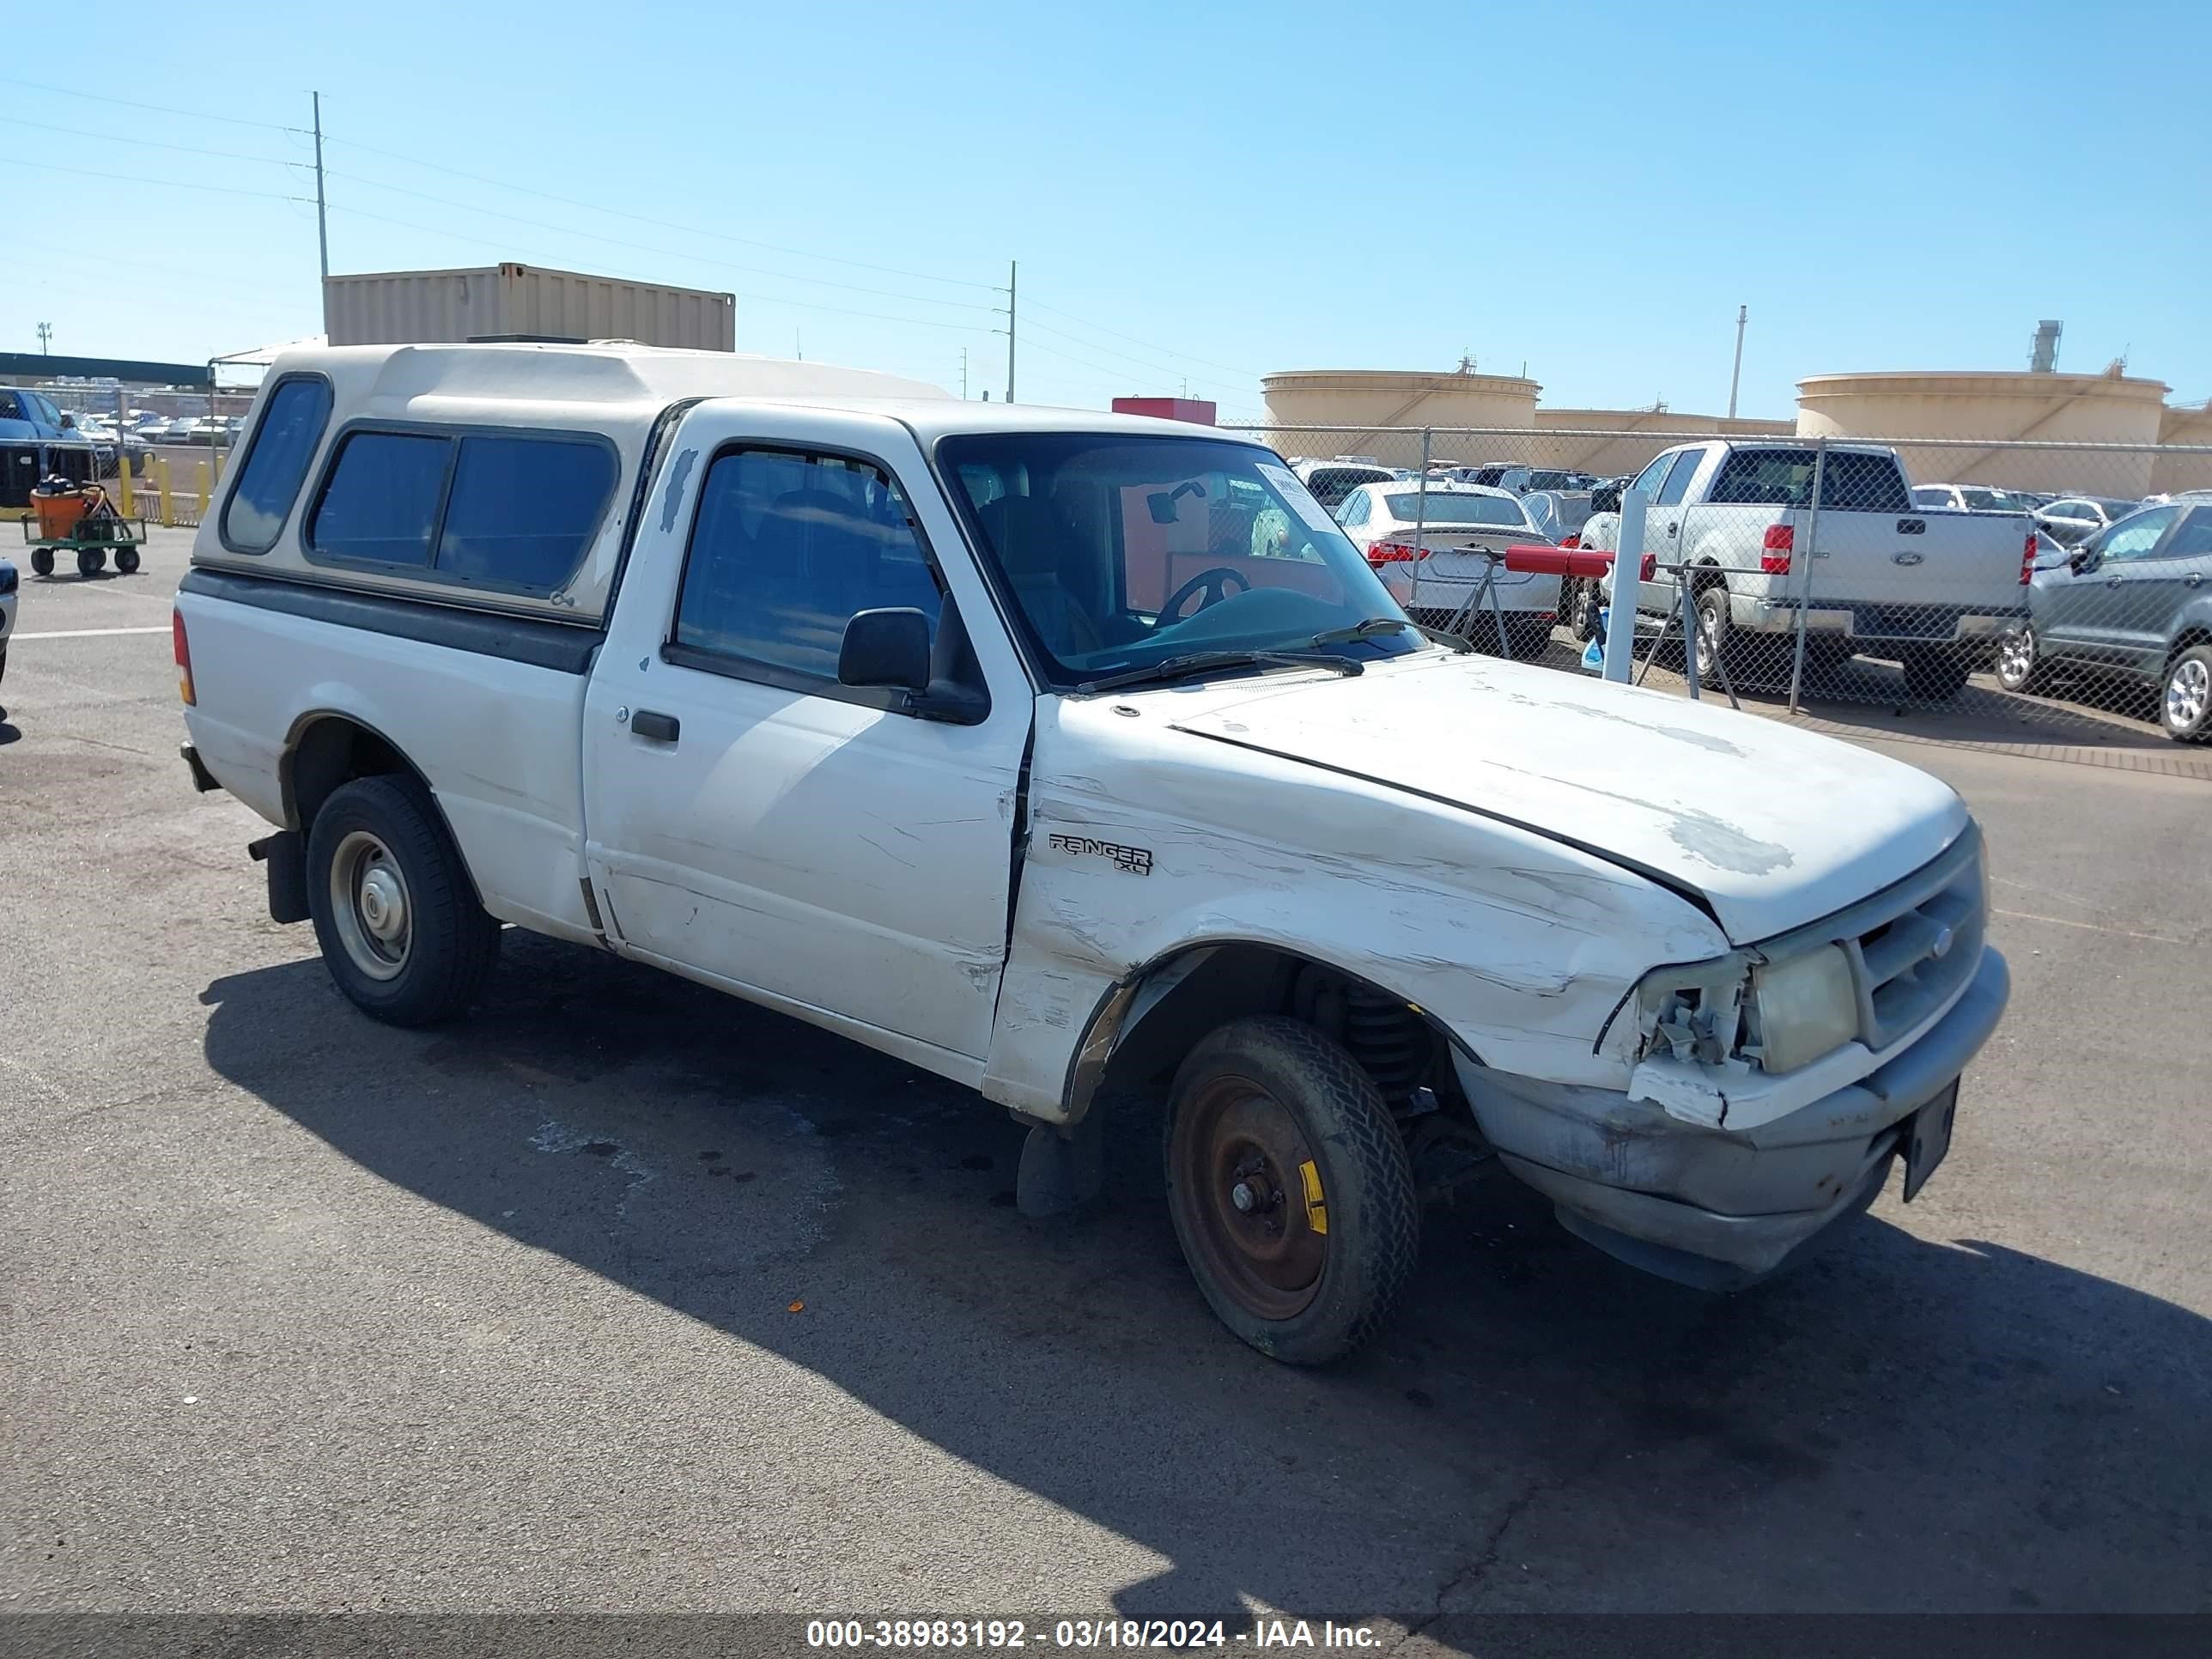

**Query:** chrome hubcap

left=2000, top=629, right=2034, bottom=683
left=330, top=830, right=411, bottom=981
left=2167, top=659, right=2209, bottom=731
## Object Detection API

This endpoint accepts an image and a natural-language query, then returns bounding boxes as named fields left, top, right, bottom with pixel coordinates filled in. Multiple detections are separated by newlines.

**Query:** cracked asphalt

left=3, top=530, right=2208, bottom=1648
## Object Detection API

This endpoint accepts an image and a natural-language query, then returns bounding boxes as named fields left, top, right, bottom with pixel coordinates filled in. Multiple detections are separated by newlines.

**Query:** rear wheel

left=1164, top=1017, right=1419, bottom=1364
left=75, top=545, right=105, bottom=579
left=1692, top=584, right=1733, bottom=675
left=114, top=546, right=142, bottom=575
left=306, top=774, right=501, bottom=1025
left=1996, top=626, right=2049, bottom=695
left=1901, top=647, right=1973, bottom=702
left=30, top=548, right=53, bottom=578
left=2160, top=645, right=2212, bottom=743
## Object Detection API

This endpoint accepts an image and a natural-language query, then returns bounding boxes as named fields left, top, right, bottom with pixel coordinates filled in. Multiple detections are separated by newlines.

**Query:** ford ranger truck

left=174, top=343, right=2010, bottom=1363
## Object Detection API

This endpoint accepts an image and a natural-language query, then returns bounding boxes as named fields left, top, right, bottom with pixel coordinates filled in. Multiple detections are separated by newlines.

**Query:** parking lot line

left=11, top=626, right=173, bottom=640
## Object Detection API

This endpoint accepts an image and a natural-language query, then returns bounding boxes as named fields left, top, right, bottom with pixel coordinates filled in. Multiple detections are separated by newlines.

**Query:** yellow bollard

left=155, top=456, right=175, bottom=528
left=194, top=459, right=210, bottom=523
left=117, top=453, right=135, bottom=517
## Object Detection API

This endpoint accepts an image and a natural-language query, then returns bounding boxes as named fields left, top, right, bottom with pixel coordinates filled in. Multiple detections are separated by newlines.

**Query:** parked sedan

left=1332, top=481, right=1559, bottom=657
left=1997, top=501, right=2212, bottom=740
left=1912, top=483, right=2041, bottom=514
left=2034, top=495, right=2140, bottom=547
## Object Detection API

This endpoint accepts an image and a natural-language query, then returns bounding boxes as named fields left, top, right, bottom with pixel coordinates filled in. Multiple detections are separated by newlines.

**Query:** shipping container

left=323, top=264, right=736, bottom=352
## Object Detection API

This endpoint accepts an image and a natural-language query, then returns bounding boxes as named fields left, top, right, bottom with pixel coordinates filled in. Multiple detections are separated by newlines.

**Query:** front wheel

left=76, top=545, right=106, bottom=578
left=29, top=547, right=52, bottom=578
left=1164, top=1017, right=1419, bottom=1364
left=306, top=774, right=501, bottom=1025
left=2160, top=645, right=2212, bottom=743
left=114, top=546, right=142, bottom=575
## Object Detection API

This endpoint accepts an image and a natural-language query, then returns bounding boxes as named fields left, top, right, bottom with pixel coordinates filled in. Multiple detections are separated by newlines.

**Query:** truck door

left=1640, top=447, right=1705, bottom=613
left=1615, top=449, right=1679, bottom=614
left=581, top=409, right=1033, bottom=1067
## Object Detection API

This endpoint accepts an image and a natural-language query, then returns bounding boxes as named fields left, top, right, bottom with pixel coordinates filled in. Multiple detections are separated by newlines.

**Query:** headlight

left=1750, top=945, right=1858, bottom=1073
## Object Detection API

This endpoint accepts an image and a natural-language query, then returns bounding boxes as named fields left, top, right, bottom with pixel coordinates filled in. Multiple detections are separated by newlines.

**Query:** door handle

left=2188, top=574, right=2205, bottom=588
left=2106, top=576, right=2123, bottom=588
left=1667, top=521, right=1680, bottom=535
left=630, top=709, right=680, bottom=743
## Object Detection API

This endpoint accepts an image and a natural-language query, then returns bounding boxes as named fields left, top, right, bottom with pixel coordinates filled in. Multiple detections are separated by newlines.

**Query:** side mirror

left=838, top=607, right=931, bottom=692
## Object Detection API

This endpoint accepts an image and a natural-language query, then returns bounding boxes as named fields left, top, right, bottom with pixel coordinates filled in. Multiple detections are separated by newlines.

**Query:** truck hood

left=1164, top=653, right=1968, bottom=944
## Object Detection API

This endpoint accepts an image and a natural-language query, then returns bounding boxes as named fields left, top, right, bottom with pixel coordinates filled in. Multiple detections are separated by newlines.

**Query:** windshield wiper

left=1310, top=614, right=1474, bottom=654
left=1073, top=649, right=1364, bottom=696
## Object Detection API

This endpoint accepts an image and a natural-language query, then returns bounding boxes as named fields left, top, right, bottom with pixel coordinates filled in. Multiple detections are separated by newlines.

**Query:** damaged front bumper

left=1456, top=945, right=2008, bottom=1290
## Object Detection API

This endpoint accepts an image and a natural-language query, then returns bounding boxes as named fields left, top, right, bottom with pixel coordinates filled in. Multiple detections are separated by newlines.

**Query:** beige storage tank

left=1795, top=371, right=2169, bottom=497
left=325, top=264, right=736, bottom=352
left=1261, top=369, right=1539, bottom=468
left=2151, top=402, right=2212, bottom=497
left=1533, top=409, right=1796, bottom=476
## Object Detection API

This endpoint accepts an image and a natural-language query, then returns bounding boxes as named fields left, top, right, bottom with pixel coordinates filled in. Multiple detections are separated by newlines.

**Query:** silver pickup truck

left=1585, top=440, right=2036, bottom=699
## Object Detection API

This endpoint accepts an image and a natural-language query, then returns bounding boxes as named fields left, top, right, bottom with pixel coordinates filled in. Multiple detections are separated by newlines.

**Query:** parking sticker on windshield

left=1257, top=463, right=1340, bottom=533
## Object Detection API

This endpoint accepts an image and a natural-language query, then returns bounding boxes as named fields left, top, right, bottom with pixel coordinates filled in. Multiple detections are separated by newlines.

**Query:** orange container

left=33, top=489, right=91, bottom=540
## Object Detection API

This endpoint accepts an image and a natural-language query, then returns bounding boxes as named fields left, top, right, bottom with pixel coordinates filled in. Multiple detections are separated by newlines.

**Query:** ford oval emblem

left=1929, top=924, right=1955, bottom=959
left=1893, top=551, right=1924, bottom=566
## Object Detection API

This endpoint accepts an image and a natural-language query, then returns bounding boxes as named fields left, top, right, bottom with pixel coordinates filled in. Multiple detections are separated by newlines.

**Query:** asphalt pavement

left=2, top=529, right=2207, bottom=1644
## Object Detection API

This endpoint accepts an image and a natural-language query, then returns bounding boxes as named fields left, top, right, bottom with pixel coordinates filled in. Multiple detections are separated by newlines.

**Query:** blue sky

left=9, top=0, right=2208, bottom=418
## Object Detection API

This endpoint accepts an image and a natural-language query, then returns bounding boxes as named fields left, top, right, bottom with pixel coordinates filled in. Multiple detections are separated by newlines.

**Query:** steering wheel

left=1159, top=566, right=1251, bottom=624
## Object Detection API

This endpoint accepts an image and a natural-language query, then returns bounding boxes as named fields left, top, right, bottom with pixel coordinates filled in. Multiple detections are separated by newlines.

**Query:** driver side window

left=2097, top=507, right=2178, bottom=563
left=1336, top=489, right=1370, bottom=528
left=1630, top=452, right=1675, bottom=498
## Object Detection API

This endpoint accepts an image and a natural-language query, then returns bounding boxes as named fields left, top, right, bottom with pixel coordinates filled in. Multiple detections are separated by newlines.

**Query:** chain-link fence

left=3, top=381, right=246, bottom=526
left=1236, top=422, right=2212, bottom=746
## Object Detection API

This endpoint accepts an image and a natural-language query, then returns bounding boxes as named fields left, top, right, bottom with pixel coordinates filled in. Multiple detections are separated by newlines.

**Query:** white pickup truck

left=175, top=344, right=2008, bottom=1363
left=1583, top=440, right=2037, bottom=700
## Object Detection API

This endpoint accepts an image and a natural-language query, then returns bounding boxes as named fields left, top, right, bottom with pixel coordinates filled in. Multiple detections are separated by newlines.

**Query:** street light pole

left=1727, top=304, right=1747, bottom=419
left=1004, top=260, right=1017, bottom=404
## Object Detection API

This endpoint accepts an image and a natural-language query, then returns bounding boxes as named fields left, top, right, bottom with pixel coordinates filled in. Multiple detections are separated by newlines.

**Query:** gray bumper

left=1462, top=946, right=2009, bottom=1289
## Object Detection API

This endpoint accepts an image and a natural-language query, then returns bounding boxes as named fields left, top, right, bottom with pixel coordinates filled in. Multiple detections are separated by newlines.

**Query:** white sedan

left=1332, top=480, right=1560, bottom=658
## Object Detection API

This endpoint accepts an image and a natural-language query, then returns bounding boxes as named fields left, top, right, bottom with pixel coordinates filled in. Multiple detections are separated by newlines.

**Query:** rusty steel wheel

left=1164, top=1017, right=1420, bottom=1364
left=1170, top=1074, right=1329, bottom=1322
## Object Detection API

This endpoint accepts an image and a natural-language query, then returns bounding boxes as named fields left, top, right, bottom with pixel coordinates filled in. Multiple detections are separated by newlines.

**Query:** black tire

left=1692, top=583, right=1733, bottom=674
left=2159, top=644, right=2212, bottom=743
left=30, top=548, right=52, bottom=578
left=75, top=545, right=105, bottom=578
left=305, top=773, right=501, bottom=1026
left=1901, top=647, right=1973, bottom=702
left=1995, top=626, right=2049, bottom=695
left=1164, top=1016, right=1419, bottom=1364
left=114, top=546, right=142, bottom=575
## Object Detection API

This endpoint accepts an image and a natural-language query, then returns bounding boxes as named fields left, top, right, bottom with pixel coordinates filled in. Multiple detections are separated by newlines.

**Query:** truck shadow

left=198, top=937, right=2210, bottom=1629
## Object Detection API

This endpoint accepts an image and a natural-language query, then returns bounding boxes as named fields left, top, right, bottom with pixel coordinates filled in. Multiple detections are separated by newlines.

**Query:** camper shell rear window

left=304, top=422, right=619, bottom=599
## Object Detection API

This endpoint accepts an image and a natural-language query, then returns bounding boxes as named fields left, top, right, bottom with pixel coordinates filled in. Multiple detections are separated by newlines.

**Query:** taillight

left=1760, top=523, right=1794, bottom=574
left=173, top=607, right=195, bottom=706
left=1366, top=539, right=1430, bottom=565
left=1561, top=533, right=1581, bottom=550
left=2021, top=530, right=2037, bottom=586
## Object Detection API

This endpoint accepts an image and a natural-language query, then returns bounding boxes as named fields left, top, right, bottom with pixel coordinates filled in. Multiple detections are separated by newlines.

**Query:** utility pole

left=1004, top=260, right=1017, bottom=404
left=313, top=92, right=329, bottom=282
left=36, top=322, right=53, bottom=355
left=960, top=347, right=969, bottom=399
left=1727, top=304, right=1747, bottom=419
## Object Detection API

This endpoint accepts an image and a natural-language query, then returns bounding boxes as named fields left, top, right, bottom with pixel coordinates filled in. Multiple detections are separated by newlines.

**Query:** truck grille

left=1764, top=827, right=1985, bottom=1060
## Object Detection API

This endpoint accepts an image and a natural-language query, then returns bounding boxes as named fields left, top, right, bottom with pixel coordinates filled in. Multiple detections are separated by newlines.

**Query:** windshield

left=939, top=433, right=1425, bottom=687
left=1382, top=491, right=1528, bottom=527
left=1958, top=487, right=2033, bottom=512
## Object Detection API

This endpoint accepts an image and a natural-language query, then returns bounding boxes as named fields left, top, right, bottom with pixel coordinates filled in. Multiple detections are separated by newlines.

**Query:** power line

left=16, top=160, right=309, bottom=204
left=1019, top=314, right=1249, bottom=397
left=324, top=204, right=1000, bottom=337
left=320, top=134, right=1001, bottom=293
left=0, top=114, right=306, bottom=173
left=1024, top=295, right=1260, bottom=380
left=0, top=76, right=310, bottom=134
left=323, top=168, right=999, bottom=313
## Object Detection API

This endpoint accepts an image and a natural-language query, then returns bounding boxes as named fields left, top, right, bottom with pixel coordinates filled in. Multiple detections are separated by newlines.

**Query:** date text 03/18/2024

left=804, top=1618, right=1383, bottom=1649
